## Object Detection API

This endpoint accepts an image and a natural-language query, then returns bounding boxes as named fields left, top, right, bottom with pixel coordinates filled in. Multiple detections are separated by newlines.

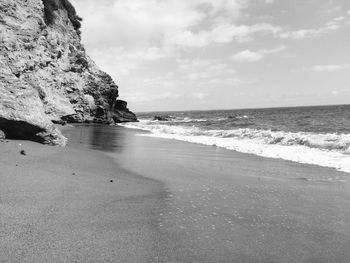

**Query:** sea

left=120, top=104, right=350, bottom=174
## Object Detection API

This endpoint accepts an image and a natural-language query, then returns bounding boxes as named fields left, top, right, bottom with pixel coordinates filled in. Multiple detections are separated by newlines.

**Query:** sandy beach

left=1, top=124, right=350, bottom=262
left=0, top=127, right=165, bottom=262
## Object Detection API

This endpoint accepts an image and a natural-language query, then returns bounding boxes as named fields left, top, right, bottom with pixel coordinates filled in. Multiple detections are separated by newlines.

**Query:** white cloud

left=232, top=50, right=264, bottom=62
left=229, top=23, right=282, bottom=42
left=72, top=0, right=251, bottom=49
left=280, top=29, right=322, bottom=39
left=192, top=92, right=208, bottom=100
left=177, top=58, right=236, bottom=80
left=331, top=90, right=339, bottom=95
left=124, top=91, right=180, bottom=103
left=169, top=23, right=282, bottom=47
left=125, top=91, right=209, bottom=104
left=280, top=15, right=350, bottom=40
left=333, top=16, right=346, bottom=22
left=89, top=46, right=173, bottom=77
left=232, top=45, right=286, bottom=62
left=260, top=45, right=287, bottom=54
left=71, top=0, right=284, bottom=51
left=312, top=63, right=350, bottom=72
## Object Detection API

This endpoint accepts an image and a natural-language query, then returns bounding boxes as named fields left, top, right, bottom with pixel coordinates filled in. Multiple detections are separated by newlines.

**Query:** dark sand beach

left=1, top=125, right=350, bottom=262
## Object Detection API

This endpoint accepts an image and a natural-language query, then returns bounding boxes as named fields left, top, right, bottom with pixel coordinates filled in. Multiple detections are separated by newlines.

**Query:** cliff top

left=42, top=0, right=82, bottom=34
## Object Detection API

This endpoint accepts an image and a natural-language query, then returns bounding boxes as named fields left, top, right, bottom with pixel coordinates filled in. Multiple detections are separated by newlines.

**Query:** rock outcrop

left=0, top=129, right=5, bottom=140
left=0, top=0, right=137, bottom=145
left=154, top=115, right=172, bottom=121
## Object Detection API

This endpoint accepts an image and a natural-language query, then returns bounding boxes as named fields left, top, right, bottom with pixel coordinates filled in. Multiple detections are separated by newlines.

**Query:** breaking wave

left=120, top=120, right=350, bottom=173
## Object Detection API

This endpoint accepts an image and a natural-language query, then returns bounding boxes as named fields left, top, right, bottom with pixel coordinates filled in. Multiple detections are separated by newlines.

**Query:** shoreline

left=1, top=124, right=350, bottom=262
left=119, top=121, right=350, bottom=175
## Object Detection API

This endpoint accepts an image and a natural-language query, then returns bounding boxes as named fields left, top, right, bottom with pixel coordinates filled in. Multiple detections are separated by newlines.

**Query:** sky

left=70, top=0, right=350, bottom=112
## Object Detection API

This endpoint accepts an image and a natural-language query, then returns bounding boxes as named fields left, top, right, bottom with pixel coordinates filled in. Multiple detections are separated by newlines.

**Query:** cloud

left=331, top=90, right=339, bottom=95
left=124, top=91, right=180, bottom=103
left=125, top=91, right=209, bottom=104
left=71, top=0, right=251, bottom=49
left=280, top=29, right=323, bottom=39
left=312, top=63, right=350, bottom=72
left=88, top=46, right=173, bottom=77
left=177, top=58, right=237, bottom=80
left=232, top=45, right=286, bottom=62
left=192, top=92, right=208, bottom=100
left=169, top=23, right=282, bottom=47
left=71, top=0, right=284, bottom=51
left=280, top=15, right=350, bottom=40
left=232, top=50, right=263, bottom=62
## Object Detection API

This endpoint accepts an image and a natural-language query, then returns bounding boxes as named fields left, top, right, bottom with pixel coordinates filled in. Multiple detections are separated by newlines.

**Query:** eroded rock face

left=0, top=86, right=67, bottom=145
left=0, top=0, right=137, bottom=145
left=111, top=100, right=138, bottom=123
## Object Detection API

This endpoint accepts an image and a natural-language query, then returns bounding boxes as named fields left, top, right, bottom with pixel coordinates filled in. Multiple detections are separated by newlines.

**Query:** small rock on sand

left=0, top=130, right=5, bottom=140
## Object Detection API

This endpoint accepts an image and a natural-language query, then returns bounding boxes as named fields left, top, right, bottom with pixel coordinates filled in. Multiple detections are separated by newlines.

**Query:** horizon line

left=134, top=102, right=350, bottom=114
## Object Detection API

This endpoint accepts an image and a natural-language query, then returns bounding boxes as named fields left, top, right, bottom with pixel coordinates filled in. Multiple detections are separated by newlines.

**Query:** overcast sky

left=70, top=0, right=350, bottom=112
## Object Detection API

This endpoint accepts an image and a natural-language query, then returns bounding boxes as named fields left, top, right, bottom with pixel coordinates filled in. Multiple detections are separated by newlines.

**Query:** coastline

left=112, top=128, right=350, bottom=262
left=1, top=124, right=350, bottom=262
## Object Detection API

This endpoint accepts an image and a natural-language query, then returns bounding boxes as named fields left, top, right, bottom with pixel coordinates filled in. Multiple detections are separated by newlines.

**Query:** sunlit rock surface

left=0, top=0, right=137, bottom=145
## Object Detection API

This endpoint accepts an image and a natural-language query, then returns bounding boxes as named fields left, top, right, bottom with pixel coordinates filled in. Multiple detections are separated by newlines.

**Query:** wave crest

left=120, top=122, right=350, bottom=173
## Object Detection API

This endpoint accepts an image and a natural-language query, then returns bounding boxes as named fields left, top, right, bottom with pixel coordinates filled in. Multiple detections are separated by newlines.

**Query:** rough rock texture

left=111, top=100, right=139, bottom=123
left=154, top=115, right=172, bottom=121
left=0, top=129, right=5, bottom=140
left=0, top=0, right=137, bottom=145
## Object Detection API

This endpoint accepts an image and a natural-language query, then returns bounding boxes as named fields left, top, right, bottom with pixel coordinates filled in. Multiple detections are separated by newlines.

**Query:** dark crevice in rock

left=52, top=119, right=67, bottom=125
left=0, top=117, right=46, bottom=143
left=35, top=86, right=47, bottom=101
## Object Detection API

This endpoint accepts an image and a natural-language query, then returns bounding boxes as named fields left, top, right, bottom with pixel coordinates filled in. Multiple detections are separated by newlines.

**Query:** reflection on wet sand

left=66, top=124, right=130, bottom=152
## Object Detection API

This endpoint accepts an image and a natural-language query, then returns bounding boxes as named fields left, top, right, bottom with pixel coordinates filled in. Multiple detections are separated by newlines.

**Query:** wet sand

left=0, top=131, right=166, bottom=262
left=1, top=125, right=350, bottom=262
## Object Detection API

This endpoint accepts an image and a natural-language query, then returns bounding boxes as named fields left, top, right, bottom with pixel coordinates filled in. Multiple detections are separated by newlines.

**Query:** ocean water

left=120, top=105, right=350, bottom=174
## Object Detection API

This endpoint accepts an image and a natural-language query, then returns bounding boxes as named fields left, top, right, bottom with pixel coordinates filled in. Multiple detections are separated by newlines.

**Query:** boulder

left=0, top=129, right=5, bottom=140
left=115, top=100, right=128, bottom=111
left=154, top=115, right=172, bottom=121
left=111, top=100, right=138, bottom=123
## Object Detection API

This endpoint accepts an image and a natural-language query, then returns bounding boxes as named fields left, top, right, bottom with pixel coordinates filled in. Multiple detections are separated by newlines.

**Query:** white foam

left=120, top=122, right=350, bottom=174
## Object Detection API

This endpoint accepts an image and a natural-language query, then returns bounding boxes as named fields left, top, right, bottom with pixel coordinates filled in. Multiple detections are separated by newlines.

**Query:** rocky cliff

left=0, top=0, right=137, bottom=145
